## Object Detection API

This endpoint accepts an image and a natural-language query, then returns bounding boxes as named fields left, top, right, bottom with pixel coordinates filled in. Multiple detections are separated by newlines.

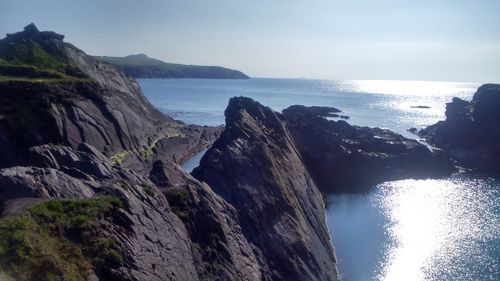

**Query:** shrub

left=0, top=197, right=123, bottom=281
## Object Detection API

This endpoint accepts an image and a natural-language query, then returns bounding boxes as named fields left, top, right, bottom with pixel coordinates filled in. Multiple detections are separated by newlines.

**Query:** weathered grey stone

left=193, top=97, right=339, bottom=281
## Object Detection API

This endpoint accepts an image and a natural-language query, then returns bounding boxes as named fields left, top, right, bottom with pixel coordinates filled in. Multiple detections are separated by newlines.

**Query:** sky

left=1, top=0, right=499, bottom=83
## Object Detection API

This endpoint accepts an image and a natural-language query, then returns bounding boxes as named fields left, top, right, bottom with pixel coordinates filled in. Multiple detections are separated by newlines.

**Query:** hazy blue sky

left=1, top=0, right=499, bottom=82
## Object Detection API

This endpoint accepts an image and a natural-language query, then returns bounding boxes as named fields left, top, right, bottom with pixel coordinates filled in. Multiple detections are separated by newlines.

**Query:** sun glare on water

left=374, top=178, right=499, bottom=281
left=348, top=80, right=478, bottom=97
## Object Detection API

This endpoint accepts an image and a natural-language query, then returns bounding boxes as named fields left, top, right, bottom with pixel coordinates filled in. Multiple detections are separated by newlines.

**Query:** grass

left=139, top=142, right=156, bottom=159
left=163, top=188, right=192, bottom=219
left=110, top=140, right=158, bottom=166
left=0, top=64, right=88, bottom=83
left=140, top=184, right=156, bottom=197
left=0, top=75, right=90, bottom=83
left=0, top=197, right=123, bottom=281
left=0, top=26, right=88, bottom=82
left=110, top=151, right=130, bottom=166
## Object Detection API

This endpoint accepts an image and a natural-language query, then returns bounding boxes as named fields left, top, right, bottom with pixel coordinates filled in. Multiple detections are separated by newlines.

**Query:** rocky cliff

left=0, top=24, right=219, bottom=170
left=0, top=24, right=459, bottom=281
left=192, top=98, right=339, bottom=281
left=0, top=25, right=340, bottom=281
left=419, top=83, right=500, bottom=173
left=282, top=105, right=454, bottom=192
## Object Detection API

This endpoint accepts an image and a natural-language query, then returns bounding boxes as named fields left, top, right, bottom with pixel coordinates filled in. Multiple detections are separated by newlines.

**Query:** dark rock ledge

left=282, top=104, right=454, bottom=193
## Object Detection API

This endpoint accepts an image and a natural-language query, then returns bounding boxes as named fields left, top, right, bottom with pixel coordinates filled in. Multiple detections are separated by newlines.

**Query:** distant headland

left=96, top=54, right=249, bottom=79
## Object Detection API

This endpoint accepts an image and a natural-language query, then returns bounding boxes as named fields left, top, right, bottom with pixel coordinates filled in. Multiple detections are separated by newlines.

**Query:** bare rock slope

left=193, top=97, right=339, bottom=281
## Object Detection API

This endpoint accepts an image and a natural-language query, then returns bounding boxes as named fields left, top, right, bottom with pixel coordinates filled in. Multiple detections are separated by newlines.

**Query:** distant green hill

left=96, top=54, right=249, bottom=79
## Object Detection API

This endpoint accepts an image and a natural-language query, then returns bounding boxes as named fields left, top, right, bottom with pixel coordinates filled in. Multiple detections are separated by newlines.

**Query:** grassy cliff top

left=0, top=197, right=123, bottom=281
left=0, top=24, right=88, bottom=82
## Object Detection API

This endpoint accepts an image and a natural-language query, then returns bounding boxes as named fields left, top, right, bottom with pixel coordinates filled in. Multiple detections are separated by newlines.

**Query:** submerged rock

left=419, top=83, right=500, bottom=173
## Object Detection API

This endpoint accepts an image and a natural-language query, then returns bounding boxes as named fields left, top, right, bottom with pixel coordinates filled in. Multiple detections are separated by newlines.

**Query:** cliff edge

left=0, top=24, right=219, bottom=169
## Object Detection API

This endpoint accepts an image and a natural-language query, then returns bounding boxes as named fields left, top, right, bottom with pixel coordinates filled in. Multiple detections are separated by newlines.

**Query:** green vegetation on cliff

left=0, top=197, right=123, bottom=281
left=96, top=54, right=250, bottom=79
left=0, top=23, right=88, bottom=82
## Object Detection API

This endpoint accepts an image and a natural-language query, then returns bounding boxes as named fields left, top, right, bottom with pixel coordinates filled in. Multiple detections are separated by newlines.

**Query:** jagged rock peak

left=6, top=23, right=65, bottom=41
left=24, top=23, right=39, bottom=33
left=224, top=96, right=283, bottom=127
left=194, top=97, right=340, bottom=281
left=472, top=83, right=500, bottom=124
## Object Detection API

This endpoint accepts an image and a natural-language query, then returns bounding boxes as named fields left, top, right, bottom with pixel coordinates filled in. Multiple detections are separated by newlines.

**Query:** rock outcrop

left=419, top=83, right=500, bottom=173
left=283, top=105, right=454, bottom=192
left=193, top=97, right=339, bottom=281
left=191, top=97, right=454, bottom=279
left=0, top=24, right=219, bottom=169
left=0, top=143, right=202, bottom=280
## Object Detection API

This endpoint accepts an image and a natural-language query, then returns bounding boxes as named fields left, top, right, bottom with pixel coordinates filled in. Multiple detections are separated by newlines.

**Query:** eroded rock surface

left=0, top=25, right=219, bottom=169
left=193, top=97, right=339, bottom=281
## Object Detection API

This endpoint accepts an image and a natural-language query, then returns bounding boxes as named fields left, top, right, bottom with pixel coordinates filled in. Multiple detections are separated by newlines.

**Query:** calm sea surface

left=139, top=78, right=499, bottom=281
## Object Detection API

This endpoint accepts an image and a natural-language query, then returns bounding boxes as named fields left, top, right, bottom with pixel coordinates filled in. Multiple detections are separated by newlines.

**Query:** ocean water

left=139, top=78, right=499, bottom=281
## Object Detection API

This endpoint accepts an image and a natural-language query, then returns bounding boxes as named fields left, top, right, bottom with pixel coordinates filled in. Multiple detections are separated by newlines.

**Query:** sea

left=139, top=78, right=500, bottom=281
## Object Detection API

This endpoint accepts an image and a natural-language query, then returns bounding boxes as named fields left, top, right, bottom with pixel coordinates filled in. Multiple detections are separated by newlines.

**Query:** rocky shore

left=419, top=83, right=500, bottom=174
left=0, top=25, right=481, bottom=281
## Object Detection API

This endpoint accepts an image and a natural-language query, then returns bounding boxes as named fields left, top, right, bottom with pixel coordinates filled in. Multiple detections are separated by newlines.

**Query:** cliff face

left=419, top=83, right=500, bottom=173
left=0, top=25, right=219, bottom=169
left=193, top=97, right=339, bottom=281
left=0, top=25, right=234, bottom=281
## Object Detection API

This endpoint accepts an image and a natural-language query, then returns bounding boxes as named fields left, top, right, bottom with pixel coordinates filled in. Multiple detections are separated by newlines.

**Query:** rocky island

left=0, top=24, right=482, bottom=281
